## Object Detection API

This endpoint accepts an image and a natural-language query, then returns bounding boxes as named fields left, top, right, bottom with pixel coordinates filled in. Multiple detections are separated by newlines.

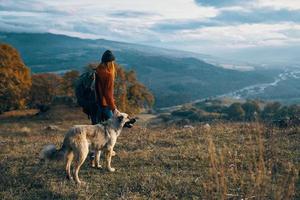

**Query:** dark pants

left=91, top=105, right=113, bottom=125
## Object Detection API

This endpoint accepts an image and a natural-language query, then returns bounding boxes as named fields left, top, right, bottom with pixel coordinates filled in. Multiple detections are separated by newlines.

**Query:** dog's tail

left=40, top=141, right=67, bottom=161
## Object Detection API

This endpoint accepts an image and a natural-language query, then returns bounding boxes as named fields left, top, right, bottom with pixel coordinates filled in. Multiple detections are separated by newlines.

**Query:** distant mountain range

left=1, top=32, right=298, bottom=107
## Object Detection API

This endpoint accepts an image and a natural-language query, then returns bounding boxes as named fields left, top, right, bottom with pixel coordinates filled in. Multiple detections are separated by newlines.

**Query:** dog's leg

left=73, top=143, right=89, bottom=185
left=65, top=151, right=74, bottom=181
left=105, top=148, right=115, bottom=172
left=91, top=151, right=96, bottom=168
left=95, top=150, right=102, bottom=168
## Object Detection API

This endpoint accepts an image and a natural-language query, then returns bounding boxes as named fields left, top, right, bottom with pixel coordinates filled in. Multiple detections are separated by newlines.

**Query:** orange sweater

left=95, top=65, right=116, bottom=110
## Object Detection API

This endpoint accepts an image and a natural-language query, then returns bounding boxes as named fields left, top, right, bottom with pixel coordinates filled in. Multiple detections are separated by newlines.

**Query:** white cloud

left=164, top=23, right=300, bottom=50
left=42, top=0, right=219, bottom=20
left=0, top=0, right=220, bottom=42
left=219, top=6, right=251, bottom=12
left=252, top=0, right=300, bottom=11
left=1, top=0, right=300, bottom=56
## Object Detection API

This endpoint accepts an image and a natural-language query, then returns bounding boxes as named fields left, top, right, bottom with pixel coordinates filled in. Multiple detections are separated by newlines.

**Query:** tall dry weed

left=203, top=123, right=298, bottom=199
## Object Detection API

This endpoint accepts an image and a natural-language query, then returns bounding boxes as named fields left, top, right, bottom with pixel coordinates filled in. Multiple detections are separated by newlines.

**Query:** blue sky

left=0, top=0, right=300, bottom=63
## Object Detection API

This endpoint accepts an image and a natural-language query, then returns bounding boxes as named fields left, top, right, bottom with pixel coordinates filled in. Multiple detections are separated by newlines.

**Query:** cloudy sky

left=1, top=0, right=300, bottom=63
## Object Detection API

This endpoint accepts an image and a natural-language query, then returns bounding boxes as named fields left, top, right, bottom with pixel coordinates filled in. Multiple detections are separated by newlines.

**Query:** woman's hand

left=113, top=108, right=121, bottom=116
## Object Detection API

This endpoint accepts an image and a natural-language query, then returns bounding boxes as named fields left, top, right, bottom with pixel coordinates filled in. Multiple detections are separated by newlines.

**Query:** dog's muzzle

left=124, top=118, right=136, bottom=128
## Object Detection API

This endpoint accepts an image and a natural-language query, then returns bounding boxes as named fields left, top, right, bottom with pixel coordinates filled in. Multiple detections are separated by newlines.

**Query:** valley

left=1, top=32, right=298, bottom=107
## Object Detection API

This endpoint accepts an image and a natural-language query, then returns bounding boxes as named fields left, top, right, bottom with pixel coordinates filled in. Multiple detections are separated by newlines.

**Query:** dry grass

left=0, top=106, right=299, bottom=199
left=0, top=109, right=39, bottom=119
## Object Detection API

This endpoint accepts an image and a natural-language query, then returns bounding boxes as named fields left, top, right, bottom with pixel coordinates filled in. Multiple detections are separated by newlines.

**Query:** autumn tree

left=124, top=69, right=154, bottom=114
left=114, top=65, right=128, bottom=111
left=61, top=70, right=80, bottom=97
left=0, top=43, right=31, bottom=113
left=30, top=73, right=63, bottom=108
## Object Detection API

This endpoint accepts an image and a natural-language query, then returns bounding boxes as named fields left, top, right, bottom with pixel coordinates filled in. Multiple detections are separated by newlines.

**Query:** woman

left=95, top=50, right=120, bottom=122
left=89, top=50, right=121, bottom=165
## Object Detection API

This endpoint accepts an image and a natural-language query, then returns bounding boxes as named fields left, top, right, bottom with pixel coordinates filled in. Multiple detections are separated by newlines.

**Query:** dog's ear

left=118, top=115, right=124, bottom=122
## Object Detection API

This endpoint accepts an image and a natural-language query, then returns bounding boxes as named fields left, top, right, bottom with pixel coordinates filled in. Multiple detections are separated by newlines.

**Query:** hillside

left=0, top=106, right=299, bottom=199
left=0, top=32, right=277, bottom=108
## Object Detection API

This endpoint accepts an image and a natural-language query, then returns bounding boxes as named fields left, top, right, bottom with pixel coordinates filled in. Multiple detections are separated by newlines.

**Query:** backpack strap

left=91, top=72, right=98, bottom=102
left=90, top=72, right=96, bottom=91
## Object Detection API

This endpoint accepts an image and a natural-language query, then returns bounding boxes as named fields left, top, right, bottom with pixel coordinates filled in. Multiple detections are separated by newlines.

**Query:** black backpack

left=75, top=71, right=97, bottom=118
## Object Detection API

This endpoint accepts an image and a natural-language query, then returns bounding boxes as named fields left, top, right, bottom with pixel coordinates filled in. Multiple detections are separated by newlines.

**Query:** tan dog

left=40, top=113, right=131, bottom=185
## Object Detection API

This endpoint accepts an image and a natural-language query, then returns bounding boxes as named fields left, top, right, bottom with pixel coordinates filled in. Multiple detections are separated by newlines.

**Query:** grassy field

left=0, top=106, right=299, bottom=199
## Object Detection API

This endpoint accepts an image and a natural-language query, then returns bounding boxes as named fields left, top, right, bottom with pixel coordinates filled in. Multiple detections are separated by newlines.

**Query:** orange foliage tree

left=114, top=65, right=128, bottom=111
left=61, top=70, right=80, bottom=97
left=30, top=73, right=63, bottom=107
left=0, top=43, right=31, bottom=113
left=115, top=65, right=154, bottom=114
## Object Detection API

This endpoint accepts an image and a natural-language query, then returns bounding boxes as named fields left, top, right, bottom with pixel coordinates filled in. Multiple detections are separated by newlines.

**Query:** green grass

left=0, top=106, right=299, bottom=199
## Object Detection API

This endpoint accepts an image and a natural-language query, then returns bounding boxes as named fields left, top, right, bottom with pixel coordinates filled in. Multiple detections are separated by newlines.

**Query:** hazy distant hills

left=0, top=32, right=286, bottom=107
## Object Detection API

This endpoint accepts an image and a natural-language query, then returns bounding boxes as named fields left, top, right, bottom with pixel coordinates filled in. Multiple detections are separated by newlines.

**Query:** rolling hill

left=0, top=32, right=279, bottom=107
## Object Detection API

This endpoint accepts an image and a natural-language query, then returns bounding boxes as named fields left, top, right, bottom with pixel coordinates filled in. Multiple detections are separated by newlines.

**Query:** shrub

left=227, top=103, right=245, bottom=121
left=171, top=107, right=221, bottom=122
left=30, top=73, right=63, bottom=109
left=261, top=102, right=281, bottom=121
left=0, top=44, right=31, bottom=113
left=242, top=100, right=260, bottom=121
left=61, top=70, right=80, bottom=97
